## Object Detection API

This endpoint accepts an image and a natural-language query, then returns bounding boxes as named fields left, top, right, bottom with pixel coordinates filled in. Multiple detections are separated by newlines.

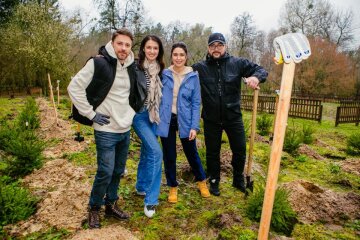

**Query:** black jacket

left=72, top=46, right=147, bottom=125
left=192, top=53, right=268, bottom=123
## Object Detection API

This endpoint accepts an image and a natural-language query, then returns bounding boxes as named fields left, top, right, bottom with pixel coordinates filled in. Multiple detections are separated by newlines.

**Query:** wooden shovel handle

left=258, top=61, right=296, bottom=240
left=246, top=88, right=259, bottom=176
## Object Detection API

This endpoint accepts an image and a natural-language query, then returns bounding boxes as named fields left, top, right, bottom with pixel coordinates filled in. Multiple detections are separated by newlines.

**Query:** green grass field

left=1, top=97, right=359, bottom=240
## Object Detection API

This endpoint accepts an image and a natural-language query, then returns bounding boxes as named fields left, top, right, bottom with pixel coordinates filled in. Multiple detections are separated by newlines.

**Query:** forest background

left=0, top=0, right=359, bottom=98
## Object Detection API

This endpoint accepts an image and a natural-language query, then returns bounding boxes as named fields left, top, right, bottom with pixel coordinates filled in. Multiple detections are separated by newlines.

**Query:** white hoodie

left=67, top=41, right=135, bottom=133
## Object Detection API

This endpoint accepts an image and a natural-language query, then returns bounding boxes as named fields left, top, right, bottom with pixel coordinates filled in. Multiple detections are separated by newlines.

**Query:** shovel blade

left=74, top=132, right=84, bottom=142
left=245, top=175, right=254, bottom=196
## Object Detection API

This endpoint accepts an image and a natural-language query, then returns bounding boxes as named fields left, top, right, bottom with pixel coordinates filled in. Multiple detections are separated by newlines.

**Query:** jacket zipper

left=216, top=62, right=223, bottom=123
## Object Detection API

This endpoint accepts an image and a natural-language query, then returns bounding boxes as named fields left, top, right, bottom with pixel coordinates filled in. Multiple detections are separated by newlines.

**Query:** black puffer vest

left=72, top=46, right=147, bottom=125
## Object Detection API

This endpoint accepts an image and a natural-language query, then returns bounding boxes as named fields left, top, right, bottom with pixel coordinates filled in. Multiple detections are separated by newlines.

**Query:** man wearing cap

left=192, top=33, right=268, bottom=196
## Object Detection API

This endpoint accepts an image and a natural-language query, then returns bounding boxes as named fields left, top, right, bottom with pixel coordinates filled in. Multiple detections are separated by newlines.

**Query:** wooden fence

left=335, top=101, right=360, bottom=126
left=241, top=95, right=323, bottom=122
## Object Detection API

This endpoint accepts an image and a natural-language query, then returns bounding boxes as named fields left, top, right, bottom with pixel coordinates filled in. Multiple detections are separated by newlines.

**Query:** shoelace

left=111, top=204, right=128, bottom=218
left=146, top=205, right=156, bottom=211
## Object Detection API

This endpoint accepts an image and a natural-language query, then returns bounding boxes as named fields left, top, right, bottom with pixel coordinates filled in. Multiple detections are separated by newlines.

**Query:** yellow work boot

left=197, top=180, right=210, bottom=198
left=168, top=187, right=178, bottom=203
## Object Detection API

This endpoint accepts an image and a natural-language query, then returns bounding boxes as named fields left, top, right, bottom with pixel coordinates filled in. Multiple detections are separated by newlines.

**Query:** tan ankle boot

left=168, top=187, right=178, bottom=203
left=197, top=180, right=210, bottom=198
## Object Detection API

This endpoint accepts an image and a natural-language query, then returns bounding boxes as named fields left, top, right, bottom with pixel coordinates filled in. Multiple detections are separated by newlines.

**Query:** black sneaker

left=209, top=181, right=220, bottom=196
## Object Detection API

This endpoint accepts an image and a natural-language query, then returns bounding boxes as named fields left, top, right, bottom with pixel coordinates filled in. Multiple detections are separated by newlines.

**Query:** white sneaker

left=144, top=205, right=156, bottom=218
left=136, top=190, right=146, bottom=196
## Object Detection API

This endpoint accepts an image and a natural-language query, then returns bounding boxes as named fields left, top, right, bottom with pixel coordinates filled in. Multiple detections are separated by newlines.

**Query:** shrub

left=245, top=183, right=298, bottom=235
left=0, top=180, right=37, bottom=227
left=17, top=97, right=40, bottom=130
left=346, top=132, right=360, bottom=155
left=256, top=114, right=272, bottom=136
left=0, top=122, right=14, bottom=151
left=329, top=163, right=341, bottom=174
left=3, top=130, right=45, bottom=179
left=283, top=125, right=302, bottom=155
left=301, top=123, right=315, bottom=144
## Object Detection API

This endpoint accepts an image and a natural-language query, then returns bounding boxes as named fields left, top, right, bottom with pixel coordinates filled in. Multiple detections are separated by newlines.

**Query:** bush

left=283, top=125, right=302, bottom=155
left=256, top=114, right=272, bottom=136
left=245, top=183, right=298, bottom=235
left=301, top=123, right=315, bottom=144
left=346, top=132, right=360, bottom=155
left=0, top=180, right=37, bottom=227
left=3, top=130, right=45, bottom=179
left=0, top=122, right=14, bottom=151
left=17, top=97, right=40, bottom=130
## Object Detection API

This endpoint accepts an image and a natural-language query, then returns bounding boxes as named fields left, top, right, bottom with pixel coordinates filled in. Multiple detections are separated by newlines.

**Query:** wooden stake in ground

left=257, top=33, right=311, bottom=240
left=57, top=80, right=60, bottom=106
left=47, top=73, right=59, bottom=125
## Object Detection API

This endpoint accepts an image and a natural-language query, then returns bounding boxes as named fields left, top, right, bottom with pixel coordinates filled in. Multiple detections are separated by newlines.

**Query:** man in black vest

left=68, top=28, right=145, bottom=228
left=192, top=33, right=268, bottom=196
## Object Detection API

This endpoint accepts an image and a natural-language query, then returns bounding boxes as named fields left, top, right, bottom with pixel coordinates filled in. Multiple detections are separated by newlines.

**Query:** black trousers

left=161, top=114, right=206, bottom=187
left=203, top=119, right=246, bottom=184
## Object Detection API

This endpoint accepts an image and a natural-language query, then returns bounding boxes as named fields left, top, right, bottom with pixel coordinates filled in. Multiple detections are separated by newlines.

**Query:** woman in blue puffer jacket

left=156, top=42, right=210, bottom=203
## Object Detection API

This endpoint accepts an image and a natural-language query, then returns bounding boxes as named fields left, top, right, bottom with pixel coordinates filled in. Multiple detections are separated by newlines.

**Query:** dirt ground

left=340, top=158, right=360, bottom=176
left=284, top=180, right=360, bottom=224
left=5, top=98, right=138, bottom=239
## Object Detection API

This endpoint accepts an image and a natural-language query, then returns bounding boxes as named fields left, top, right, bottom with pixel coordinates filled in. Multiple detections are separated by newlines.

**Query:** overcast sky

left=59, top=0, right=360, bottom=46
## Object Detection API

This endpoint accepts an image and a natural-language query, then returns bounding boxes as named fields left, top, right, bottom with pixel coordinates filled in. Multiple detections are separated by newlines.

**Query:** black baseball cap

left=208, top=33, right=226, bottom=45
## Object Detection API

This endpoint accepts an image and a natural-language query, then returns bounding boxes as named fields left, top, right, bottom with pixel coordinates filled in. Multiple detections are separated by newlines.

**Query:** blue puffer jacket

left=156, top=68, right=201, bottom=138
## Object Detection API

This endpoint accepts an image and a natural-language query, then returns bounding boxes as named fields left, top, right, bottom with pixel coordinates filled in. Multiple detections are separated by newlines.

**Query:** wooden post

left=257, top=61, right=296, bottom=240
left=57, top=80, right=60, bottom=106
left=47, top=73, right=58, bottom=125
left=246, top=88, right=259, bottom=176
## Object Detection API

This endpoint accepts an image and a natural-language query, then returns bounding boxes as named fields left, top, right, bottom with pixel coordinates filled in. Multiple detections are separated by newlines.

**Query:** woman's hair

left=138, top=35, right=165, bottom=73
left=112, top=28, right=134, bottom=42
left=170, top=42, right=188, bottom=66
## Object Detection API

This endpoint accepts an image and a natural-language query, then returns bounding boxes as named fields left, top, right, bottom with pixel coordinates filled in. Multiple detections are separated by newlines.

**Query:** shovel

left=245, top=86, right=259, bottom=196
left=258, top=32, right=311, bottom=240
left=74, top=123, right=84, bottom=142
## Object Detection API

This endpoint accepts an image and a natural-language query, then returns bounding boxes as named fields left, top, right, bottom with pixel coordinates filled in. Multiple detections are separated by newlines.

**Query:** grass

left=2, top=97, right=360, bottom=239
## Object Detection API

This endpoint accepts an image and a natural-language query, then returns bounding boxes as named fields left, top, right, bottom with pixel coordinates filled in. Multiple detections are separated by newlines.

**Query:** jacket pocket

left=225, top=101, right=242, bottom=121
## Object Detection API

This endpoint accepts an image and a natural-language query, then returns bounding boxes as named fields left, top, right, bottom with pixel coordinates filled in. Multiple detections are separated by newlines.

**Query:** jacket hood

left=98, top=41, right=134, bottom=67
left=163, top=66, right=195, bottom=79
left=168, top=65, right=193, bottom=76
left=206, top=52, right=230, bottom=64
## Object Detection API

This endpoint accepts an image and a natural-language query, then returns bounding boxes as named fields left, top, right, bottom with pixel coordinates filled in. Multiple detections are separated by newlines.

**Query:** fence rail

left=335, top=101, right=360, bottom=126
left=241, top=95, right=323, bottom=122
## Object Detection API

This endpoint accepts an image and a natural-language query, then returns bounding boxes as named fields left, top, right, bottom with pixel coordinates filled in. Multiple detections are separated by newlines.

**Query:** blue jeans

left=133, top=108, right=162, bottom=206
left=89, top=130, right=130, bottom=208
left=161, top=114, right=206, bottom=187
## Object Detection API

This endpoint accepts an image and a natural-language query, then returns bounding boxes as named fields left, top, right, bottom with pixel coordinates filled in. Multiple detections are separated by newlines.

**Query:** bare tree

left=93, top=0, right=145, bottom=32
left=230, top=12, right=257, bottom=57
left=279, top=0, right=354, bottom=49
